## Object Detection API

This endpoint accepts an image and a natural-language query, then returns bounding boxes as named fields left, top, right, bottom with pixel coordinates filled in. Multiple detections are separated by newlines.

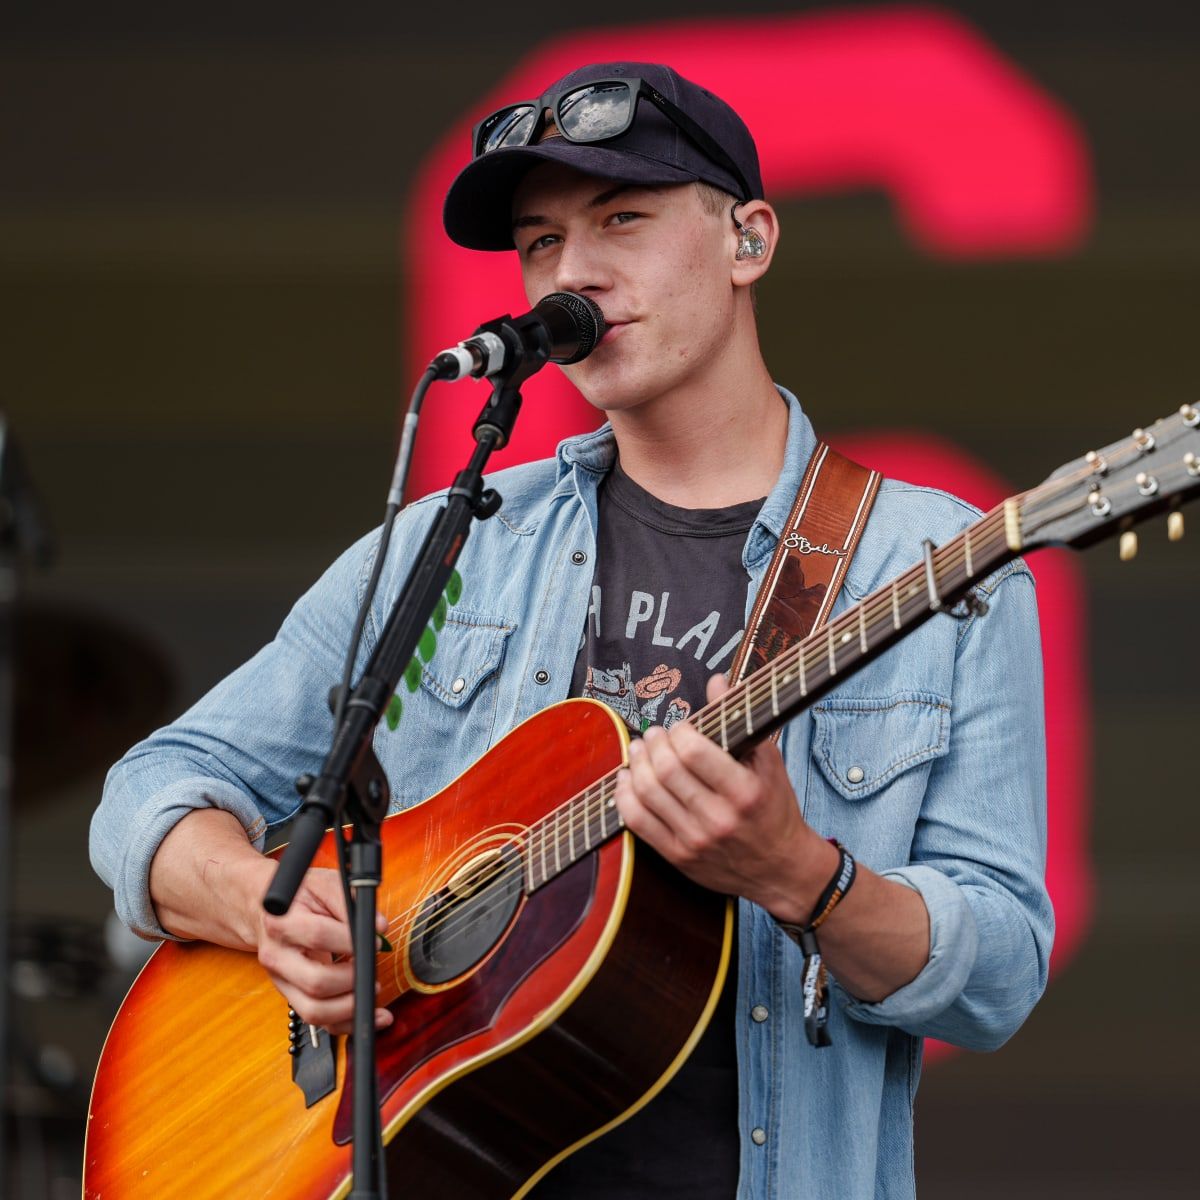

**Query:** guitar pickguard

left=333, top=851, right=598, bottom=1144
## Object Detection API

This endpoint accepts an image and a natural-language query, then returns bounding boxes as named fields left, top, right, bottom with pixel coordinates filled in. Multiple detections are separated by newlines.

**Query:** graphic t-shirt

left=530, top=462, right=764, bottom=1200
left=568, top=462, right=762, bottom=732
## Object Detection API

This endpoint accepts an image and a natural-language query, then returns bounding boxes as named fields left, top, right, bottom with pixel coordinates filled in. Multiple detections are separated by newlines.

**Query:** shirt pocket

left=804, top=692, right=950, bottom=861
left=810, top=691, right=950, bottom=802
left=419, top=608, right=515, bottom=709
left=380, top=608, right=517, bottom=813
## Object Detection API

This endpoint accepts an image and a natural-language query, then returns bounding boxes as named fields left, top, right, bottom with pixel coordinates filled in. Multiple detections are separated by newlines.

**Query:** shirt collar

left=554, top=421, right=617, bottom=489
left=750, top=386, right=818, bottom=543
left=552, top=385, right=818, bottom=560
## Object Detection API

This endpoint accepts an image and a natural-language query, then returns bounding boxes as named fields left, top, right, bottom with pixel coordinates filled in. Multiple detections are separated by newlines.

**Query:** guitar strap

left=725, top=442, right=880, bottom=1048
left=728, top=442, right=882, bottom=716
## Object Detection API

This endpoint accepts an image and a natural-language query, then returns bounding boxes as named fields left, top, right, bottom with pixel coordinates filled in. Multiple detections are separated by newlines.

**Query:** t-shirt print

left=570, top=462, right=765, bottom=736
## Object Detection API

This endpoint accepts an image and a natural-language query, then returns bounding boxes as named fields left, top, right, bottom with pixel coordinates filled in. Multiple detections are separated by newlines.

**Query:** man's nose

left=553, top=235, right=610, bottom=297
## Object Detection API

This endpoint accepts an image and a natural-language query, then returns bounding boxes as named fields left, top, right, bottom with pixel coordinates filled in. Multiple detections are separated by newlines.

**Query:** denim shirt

left=91, top=388, right=1052, bottom=1200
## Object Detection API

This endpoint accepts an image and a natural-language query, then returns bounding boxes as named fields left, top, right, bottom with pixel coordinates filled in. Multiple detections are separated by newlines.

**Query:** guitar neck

left=525, top=501, right=1020, bottom=892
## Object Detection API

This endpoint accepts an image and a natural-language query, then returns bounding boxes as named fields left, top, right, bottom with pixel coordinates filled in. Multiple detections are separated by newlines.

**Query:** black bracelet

left=775, top=840, right=857, bottom=1048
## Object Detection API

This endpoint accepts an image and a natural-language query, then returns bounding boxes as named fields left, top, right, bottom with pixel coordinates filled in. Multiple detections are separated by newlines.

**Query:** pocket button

left=846, top=766, right=865, bottom=784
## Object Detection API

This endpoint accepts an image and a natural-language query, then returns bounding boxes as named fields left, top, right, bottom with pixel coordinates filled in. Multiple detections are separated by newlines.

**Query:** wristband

left=775, top=840, right=856, bottom=1048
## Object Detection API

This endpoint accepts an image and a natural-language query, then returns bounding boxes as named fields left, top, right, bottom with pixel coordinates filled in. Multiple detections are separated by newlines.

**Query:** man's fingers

left=615, top=764, right=680, bottom=852
left=266, top=949, right=396, bottom=1033
left=663, top=720, right=759, bottom=805
left=264, top=906, right=354, bottom=958
left=297, top=866, right=350, bottom=921
left=323, top=1009, right=395, bottom=1037
left=258, top=865, right=398, bottom=1034
left=260, top=941, right=354, bottom=998
left=270, top=979, right=355, bottom=1029
left=637, top=727, right=711, bottom=811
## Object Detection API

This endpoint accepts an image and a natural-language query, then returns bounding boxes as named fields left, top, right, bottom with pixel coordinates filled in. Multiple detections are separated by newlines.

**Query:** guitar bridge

left=288, top=1007, right=337, bottom=1108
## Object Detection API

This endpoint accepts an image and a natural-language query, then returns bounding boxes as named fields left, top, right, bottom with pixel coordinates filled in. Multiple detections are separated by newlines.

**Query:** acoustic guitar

left=84, top=408, right=1200, bottom=1198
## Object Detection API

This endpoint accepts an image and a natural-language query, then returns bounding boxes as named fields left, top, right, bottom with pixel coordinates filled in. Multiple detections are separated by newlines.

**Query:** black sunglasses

left=472, top=77, right=753, bottom=202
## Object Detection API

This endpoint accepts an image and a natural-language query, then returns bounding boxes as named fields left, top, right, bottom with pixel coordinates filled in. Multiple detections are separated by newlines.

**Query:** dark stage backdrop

left=1, top=3, right=1197, bottom=1196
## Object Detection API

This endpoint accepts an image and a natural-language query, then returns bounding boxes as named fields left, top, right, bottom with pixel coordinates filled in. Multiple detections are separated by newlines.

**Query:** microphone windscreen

left=536, top=292, right=606, bottom=364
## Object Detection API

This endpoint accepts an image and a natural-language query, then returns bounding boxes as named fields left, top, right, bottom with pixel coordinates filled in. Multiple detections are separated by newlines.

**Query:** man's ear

left=730, top=199, right=780, bottom=286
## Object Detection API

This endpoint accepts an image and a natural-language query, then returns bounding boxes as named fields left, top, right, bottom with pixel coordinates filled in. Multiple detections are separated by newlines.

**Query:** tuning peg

left=1119, top=529, right=1138, bottom=561
left=1168, top=508, right=1185, bottom=542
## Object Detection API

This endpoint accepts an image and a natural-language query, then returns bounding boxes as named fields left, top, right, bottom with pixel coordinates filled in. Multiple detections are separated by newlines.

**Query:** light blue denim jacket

left=91, top=388, right=1052, bottom=1199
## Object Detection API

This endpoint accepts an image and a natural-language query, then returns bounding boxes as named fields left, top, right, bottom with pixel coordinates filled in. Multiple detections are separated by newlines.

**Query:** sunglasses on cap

left=471, top=77, right=754, bottom=202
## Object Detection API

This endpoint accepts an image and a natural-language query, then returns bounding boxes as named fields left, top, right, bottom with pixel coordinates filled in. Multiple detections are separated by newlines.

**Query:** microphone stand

left=263, top=341, right=539, bottom=1199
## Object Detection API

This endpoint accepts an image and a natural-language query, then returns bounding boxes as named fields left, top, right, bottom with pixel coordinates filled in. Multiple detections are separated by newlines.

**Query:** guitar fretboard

left=523, top=503, right=1016, bottom=893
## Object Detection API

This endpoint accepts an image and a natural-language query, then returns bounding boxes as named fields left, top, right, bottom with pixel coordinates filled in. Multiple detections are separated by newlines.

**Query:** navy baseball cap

left=443, top=62, right=764, bottom=251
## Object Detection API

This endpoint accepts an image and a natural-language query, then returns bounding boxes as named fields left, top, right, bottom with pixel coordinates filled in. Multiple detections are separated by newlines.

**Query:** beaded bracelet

left=775, top=840, right=857, bottom=1048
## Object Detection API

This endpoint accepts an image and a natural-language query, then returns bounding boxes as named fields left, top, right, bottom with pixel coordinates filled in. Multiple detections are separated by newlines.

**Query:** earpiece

left=736, top=226, right=767, bottom=260
left=730, top=202, right=767, bottom=260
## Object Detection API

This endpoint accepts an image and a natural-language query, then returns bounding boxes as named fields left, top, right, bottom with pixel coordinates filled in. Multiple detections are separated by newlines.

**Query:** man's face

left=511, top=162, right=738, bottom=414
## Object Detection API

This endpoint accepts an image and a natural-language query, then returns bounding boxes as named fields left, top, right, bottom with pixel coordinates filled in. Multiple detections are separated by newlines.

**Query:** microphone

left=431, top=291, right=606, bottom=382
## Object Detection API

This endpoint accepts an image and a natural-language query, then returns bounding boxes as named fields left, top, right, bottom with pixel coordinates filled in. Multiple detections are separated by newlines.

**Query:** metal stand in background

left=263, top=347, right=539, bottom=1197
left=0, top=416, right=55, bottom=1196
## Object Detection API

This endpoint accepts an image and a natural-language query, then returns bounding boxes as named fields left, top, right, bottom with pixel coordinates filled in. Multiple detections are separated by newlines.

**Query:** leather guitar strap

left=728, top=443, right=882, bottom=728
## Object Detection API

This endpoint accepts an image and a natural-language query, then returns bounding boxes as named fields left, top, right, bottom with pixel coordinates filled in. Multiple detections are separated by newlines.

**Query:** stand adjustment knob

left=475, top=488, right=502, bottom=519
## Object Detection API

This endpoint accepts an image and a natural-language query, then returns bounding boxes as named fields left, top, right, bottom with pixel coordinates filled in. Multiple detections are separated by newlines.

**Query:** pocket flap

left=418, top=610, right=515, bottom=708
left=811, top=692, right=950, bottom=801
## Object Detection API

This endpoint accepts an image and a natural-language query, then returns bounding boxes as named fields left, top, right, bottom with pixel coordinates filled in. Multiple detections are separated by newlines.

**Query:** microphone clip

left=432, top=330, right=507, bottom=381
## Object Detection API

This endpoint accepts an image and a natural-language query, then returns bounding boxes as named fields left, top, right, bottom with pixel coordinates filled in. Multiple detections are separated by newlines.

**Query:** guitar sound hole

left=409, top=844, right=524, bottom=986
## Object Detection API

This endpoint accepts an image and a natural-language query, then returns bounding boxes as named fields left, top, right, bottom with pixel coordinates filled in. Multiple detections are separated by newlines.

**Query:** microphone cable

left=330, top=363, right=437, bottom=737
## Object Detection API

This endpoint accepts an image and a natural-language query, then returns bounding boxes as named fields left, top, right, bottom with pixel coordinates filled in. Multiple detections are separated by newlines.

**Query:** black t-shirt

left=529, top=462, right=764, bottom=1200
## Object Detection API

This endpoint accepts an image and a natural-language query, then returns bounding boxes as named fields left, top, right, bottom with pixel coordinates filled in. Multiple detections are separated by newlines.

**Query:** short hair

left=695, top=181, right=739, bottom=217
left=694, top=182, right=762, bottom=307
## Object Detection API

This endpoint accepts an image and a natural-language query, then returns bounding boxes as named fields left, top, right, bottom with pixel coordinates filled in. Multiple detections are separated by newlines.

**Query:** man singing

left=92, top=62, right=1052, bottom=1198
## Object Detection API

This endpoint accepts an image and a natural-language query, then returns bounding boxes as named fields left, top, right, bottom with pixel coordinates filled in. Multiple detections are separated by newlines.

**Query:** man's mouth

left=599, top=320, right=632, bottom=345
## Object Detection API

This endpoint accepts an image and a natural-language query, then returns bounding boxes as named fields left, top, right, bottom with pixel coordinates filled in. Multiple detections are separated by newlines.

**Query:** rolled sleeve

left=93, top=775, right=268, bottom=941
left=840, top=864, right=978, bottom=1029
left=89, top=519, right=403, bottom=941
left=840, top=564, right=1054, bottom=1051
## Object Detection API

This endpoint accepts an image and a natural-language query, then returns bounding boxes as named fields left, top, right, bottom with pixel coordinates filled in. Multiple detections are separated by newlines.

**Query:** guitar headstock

left=1016, top=405, right=1200, bottom=554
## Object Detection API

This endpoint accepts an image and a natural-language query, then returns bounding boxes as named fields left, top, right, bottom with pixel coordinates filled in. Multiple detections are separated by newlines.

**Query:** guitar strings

left=374, top=511, right=1012, bottom=950
left=378, top=434, right=1178, bottom=956
left=382, top=509, right=1017, bottom=954
left=374, top=433, right=1162, bottom=954
left=374, top=510, right=1014, bottom=954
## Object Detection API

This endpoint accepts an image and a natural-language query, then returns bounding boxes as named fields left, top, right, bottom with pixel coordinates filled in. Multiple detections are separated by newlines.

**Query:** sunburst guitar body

left=84, top=699, right=733, bottom=1199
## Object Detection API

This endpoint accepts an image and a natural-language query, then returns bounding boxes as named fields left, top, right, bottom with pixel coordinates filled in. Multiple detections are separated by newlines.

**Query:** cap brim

left=443, top=142, right=702, bottom=251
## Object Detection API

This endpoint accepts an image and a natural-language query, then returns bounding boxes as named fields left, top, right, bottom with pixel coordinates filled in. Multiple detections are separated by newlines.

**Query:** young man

left=91, top=63, right=1052, bottom=1198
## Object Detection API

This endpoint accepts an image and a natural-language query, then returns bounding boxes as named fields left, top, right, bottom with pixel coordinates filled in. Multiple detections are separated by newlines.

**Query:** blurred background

left=1, top=2, right=1197, bottom=1196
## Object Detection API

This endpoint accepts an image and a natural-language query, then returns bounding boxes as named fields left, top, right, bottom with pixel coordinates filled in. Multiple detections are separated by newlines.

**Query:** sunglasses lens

left=557, top=83, right=633, bottom=142
left=480, top=104, right=538, bottom=154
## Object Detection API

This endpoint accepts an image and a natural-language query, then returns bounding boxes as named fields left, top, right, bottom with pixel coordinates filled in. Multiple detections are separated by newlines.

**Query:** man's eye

left=525, top=234, right=560, bottom=254
left=608, top=211, right=641, bottom=226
